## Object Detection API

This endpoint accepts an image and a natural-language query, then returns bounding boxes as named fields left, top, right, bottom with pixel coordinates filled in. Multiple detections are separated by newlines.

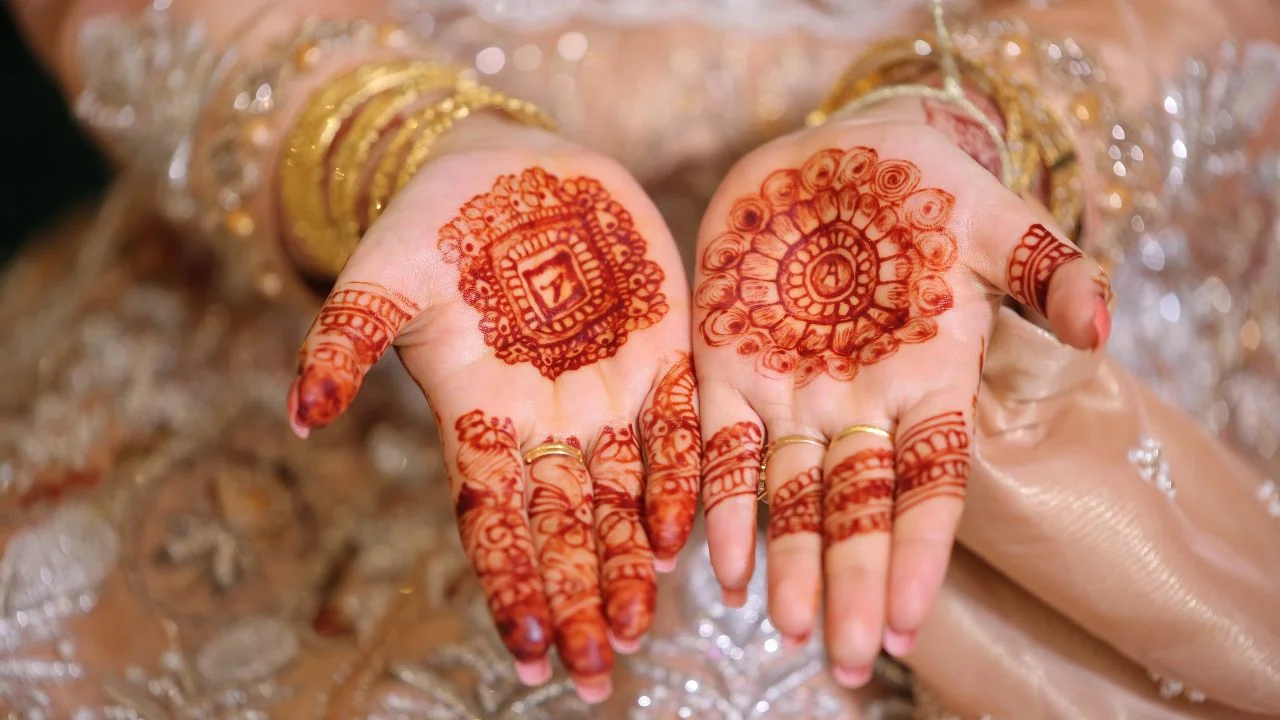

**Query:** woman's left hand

left=691, top=96, right=1112, bottom=685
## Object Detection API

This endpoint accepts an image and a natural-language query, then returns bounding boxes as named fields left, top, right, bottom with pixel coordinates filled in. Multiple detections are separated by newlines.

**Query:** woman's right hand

left=286, top=116, right=700, bottom=704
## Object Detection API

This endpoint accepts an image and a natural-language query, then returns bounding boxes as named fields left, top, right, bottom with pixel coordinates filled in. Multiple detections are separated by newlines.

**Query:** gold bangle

left=758, top=434, right=829, bottom=504
left=327, top=63, right=459, bottom=248
left=523, top=442, right=586, bottom=467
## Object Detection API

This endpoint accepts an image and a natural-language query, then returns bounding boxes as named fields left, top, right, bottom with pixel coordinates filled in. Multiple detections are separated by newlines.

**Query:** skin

left=286, top=116, right=699, bottom=703
left=692, top=95, right=1112, bottom=686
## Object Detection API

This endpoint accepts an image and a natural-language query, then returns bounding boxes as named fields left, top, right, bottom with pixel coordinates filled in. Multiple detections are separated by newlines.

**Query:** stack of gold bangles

left=808, top=0, right=1083, bottom=238
left=280, top=60, right=557, bottom=276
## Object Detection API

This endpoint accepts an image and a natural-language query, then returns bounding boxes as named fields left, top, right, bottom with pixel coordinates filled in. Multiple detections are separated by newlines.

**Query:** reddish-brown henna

left=893, top=411, right=971, bottom=517
left=1006, top=224, right=1085, bottom=317
left=922, top=97, right=1002, bottom=179
left=526, top=452, right=614, bottom=677
left=438, top=167, right=668, bottom=379
left=639, top=355, right=701, bottom=559
left=697, top=147, right=958, bottom=386
left=452, top=411, right=552, bottom=662
left=701, top=422, right=764, bottom=513
left=973, top=335, right=987, bottom=411
left=588, top=426, right=657, bottom=642
left=822, top=449, right=895, bottom=547
left=767, top=466, right=823, bottom=541
left=290, top=282, right=419, bottom=429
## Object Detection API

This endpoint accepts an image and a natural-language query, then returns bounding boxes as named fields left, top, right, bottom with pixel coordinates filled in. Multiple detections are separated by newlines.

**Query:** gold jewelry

left=522, top=442, right=586, bottom=467
left=758, top=434, right=829, bottom=504
left=831, top=424, right=893, bottom=445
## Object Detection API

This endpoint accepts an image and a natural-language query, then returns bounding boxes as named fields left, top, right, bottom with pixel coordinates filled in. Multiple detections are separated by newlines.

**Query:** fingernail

left=654, top=557, right=677, bottom=574
left=722, top=588, right=748, bottom=608
left=515, top=659, right=552, bottom=686
left=832, top=665, right=872, bottom=688
left=572, top=675, right=613, bottom=704
left=1092, top=295, right=1112, bottom=350
left=286, top=383, right=311, bottom=439
left=782, top=632, right=810, bottom=651
left=609, top=630, right=643, bottom=655
left=883, top=628, right=916, bottom=657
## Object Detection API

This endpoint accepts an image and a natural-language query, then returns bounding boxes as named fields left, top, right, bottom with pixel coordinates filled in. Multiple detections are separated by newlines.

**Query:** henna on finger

left=823, top=449, right=895, bottom=547
left=892, top=411, right=971, bottom=517
left=588, top=426, right=657, bottom=644
left=452, top=411, right=552, bottom=662
left=767, top=466, right=823, bottom=540
left=1006, top=223, right=1085, bottom=317
left=701, top=422, right=765, bottom=513
left=437, top=167, right=668, bottom=379
left=526, top=452, right=614, bottom=678
left=640, top=355, right=701, bottom=559
left=291, top=282, right=418, bottom=429
left=697, top=147, right=958, bottom=387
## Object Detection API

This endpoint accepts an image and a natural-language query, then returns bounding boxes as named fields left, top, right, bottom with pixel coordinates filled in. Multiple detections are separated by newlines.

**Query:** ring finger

left=761, top=426, right=828, bottom=647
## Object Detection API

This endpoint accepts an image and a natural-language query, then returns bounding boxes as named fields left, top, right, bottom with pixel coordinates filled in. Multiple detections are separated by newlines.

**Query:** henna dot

left=896, top=317, right=938, bottom=343
left=800, top=148, right=842, bottom=193
left=858, top=334, right=901, bottom=365
left=762, top=347, right=796, bottom=374
left=835, top=146, right=879, bottom=187
left=902, top=188, right=956, bottom=230
left=916, top=231, right=959, bottom=271
left=910, top=274, right=954, bottom=316
left=870, top=160, right=922, bottom=201
left=795, top=356, right=824, bottom=385
left=704, top=307, right=750, bottom=346
left=730, top=196, right=771, bottom=233
left=826, top=356, right=857, bottom=380
left=762, top=169, right=801, bottom=209
left=695, top=273, right=739, bottom=310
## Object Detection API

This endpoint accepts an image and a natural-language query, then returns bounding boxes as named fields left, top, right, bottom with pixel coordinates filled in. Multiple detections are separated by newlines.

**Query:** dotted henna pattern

left=438, top=167, right=668, bottom=379
left=639, top=355, right=701, bottom=559
left=922, top=97, right=1002, bottom=179
left=1006, top=223, right=1085, bottom=317
left=526, top=453, right=613, bottom=677
left=701, top=422, right=764, bottom=513
left=589, top=426, right=656, bottom=642
left=893, top=411, right=970, bottom=517
left=697, top=147, right=958, bottom=386
left=767, top=466, right=823, bottom=541
left=452, top=411, right=552, bottom=662
left=292, top=282, right=419, bottom=428
left=822, top=448, right=895, bottom=547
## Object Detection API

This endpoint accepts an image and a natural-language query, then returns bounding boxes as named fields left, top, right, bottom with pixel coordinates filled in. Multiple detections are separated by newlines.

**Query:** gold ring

left=522, top=442, right=585, bottom=466
left=831, top=424, right=893, bottom=445
left=759, top=434, right=828, bottom=504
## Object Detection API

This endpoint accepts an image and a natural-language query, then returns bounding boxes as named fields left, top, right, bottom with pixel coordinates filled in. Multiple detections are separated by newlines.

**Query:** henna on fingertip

left=640, top=355, right=701, bottom=559
left=590, top=426, right=657, bottom=643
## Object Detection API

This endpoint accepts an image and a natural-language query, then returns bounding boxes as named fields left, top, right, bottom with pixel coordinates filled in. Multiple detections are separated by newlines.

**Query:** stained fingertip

left=832, top=665, right=872, bottom=688
left=572, top=675, right=614, bottom=705
left=515, top=659, right=552, bottom=686
left=883, top=628, right=917, bottom=658
left=285, top=383, right=311, bottom=439
left=289, top=367, right=351, bottom=431
left=781, top=631, right=811, bottom=651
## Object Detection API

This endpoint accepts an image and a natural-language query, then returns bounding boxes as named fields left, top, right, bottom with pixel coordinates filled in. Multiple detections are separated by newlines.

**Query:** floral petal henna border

left=589, top=426, right=656, bottom=642
left=701, top=422, right=764, bottom=513
left=452, top=410, right=552, bottom=662
left=438, top=167, right=668, bottom=379
left=1006, top=223, right=1085, bottom=317
left=640, top=355, right=701, bottom=559
left=291, top=281, right=420, bottom=429
left=696, top=147, right=958, bottom=387
left=893, top=411, right=970, bottom=518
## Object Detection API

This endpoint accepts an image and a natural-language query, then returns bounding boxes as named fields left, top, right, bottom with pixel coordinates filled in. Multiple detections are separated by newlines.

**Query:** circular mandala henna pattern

left=439, top=167, right=668, bottom=379
left=697, top=147, right=959, bottom=385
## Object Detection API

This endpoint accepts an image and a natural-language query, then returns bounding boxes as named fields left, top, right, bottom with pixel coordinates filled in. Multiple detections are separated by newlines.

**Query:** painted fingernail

left=883, top=628, right=917, bottom=657
left=722, top=588, right=748, bottom=608
left=515, top=659, right=552, bottom=686
left=572, top=675, right=613, bottom=704
left=832, top=665, right=872, bottom=688
left=609, top=630, right=643, bottom=655
left=1092, top=295, right=1112, bottom=350
left=654, top=557, right=678, bottom=574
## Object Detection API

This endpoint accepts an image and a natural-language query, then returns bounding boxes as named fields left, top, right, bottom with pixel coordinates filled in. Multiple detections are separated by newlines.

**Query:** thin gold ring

left=758, top=434, right=829, bottom=504
left=831, top=424, right=893, bottom=445
left=522, top=442, right=585, bottom=466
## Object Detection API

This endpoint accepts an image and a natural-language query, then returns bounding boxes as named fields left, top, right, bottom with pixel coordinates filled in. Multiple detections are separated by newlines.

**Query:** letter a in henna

left=1006, top=223, right=1086, bottom=318
left=640, top=354, right=701, bottom=559
left=452, top=411, right=552, bottom=662
left=696, top=147, right=959, bottom=387
left=290, top=282, right=420, bottom=432
left=437, top=167, right=668, bottom=379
